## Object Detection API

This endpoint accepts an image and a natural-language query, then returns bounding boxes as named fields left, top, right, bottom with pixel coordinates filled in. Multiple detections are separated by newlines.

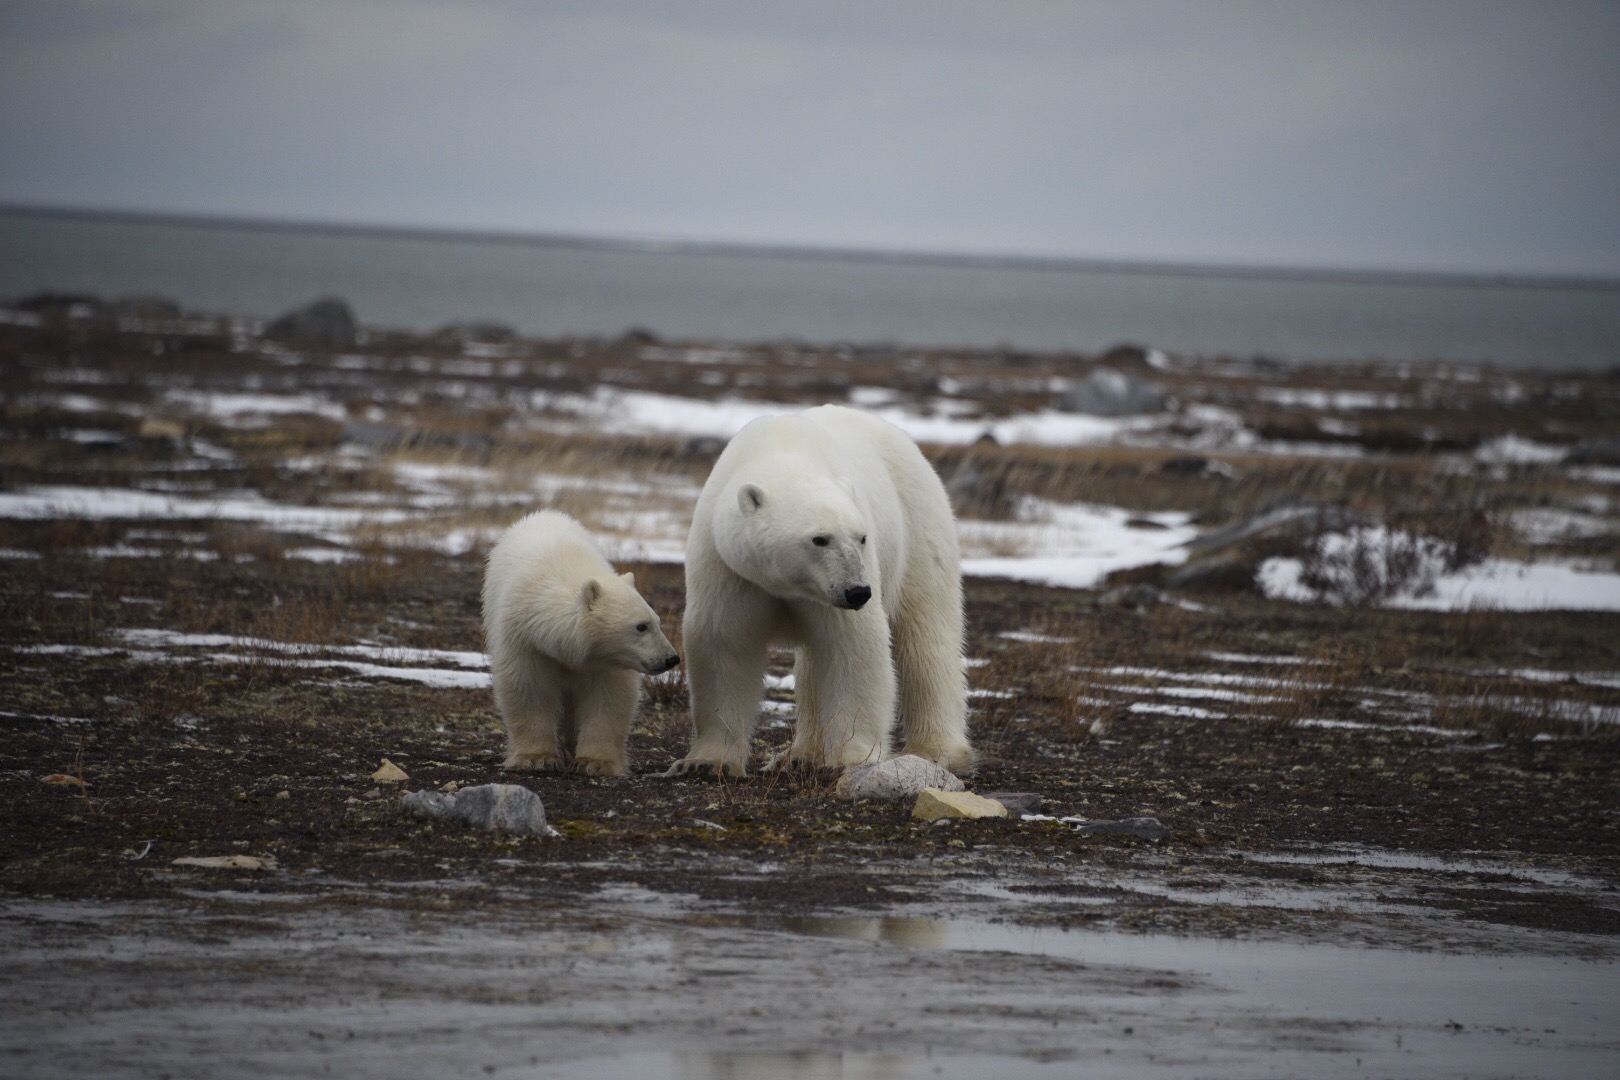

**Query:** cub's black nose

left=660, top=654, right=681, bottom=672
left=844, top=585, right=872, bottom=609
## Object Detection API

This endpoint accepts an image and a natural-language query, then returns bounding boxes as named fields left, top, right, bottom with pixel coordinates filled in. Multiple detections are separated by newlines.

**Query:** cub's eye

left=635, top=622, right=649, bottom=633
left=812, top=535, right=830, bottom=547
left=859, top=535, right=868, bottom=546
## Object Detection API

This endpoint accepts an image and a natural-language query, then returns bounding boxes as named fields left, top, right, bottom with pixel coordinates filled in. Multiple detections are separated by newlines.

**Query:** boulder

left=1058, top=368, right=1166, bottom=416
left=265, top=297, right=357, bottom=347
left=432, top=320, right=517, bottom=344
left=401, top=783, right=556, bottom=836
left=1183, top=497, right=1365, bottom=559
left=112, top=295, right=182, bottom=319
left=837, top=756, right=965, bottom=801
left=912, top=787, right=1009, bottom=821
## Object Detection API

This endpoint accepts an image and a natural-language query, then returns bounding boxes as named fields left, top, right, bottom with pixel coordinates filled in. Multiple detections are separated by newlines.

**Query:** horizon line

left=4, top=201, right=1618, bottom=293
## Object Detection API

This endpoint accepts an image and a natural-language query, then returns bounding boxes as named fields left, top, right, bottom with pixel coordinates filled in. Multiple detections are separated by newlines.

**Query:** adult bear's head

left=716, top=476, right=874, bottom=610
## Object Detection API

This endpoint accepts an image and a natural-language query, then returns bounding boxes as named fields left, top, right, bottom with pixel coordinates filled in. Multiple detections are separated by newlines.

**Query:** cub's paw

left=662, top=756, right=747, bottom=779
left=574, top=756, right=627, bottom=778
left=503, top=750, right=567, bottom=773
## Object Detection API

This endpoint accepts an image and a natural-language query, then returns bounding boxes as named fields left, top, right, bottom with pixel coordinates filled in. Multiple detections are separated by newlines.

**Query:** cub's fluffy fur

left=483, top=510, right=678, bottom=776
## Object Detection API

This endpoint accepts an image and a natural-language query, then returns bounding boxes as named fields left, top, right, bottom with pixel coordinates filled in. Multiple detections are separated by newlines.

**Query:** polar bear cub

left=483, top=510, right=679, bottom=776
left=670, top=405, right=972, bottom=776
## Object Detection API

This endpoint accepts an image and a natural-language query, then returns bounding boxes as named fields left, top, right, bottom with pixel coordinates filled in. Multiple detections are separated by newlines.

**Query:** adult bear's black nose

left=660, top=654, right=681, bottom=672
left=844, top=585, right=872, bottom=609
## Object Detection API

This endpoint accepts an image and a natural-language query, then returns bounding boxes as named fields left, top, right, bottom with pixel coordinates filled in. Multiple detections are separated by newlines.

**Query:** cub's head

left=580, top=572, right=680, bottom=674
left=716, top=478, right=874, bottom=610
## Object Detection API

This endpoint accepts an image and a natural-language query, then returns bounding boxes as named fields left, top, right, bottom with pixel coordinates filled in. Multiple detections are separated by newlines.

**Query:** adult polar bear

left=669, top=405, right=972, bottom=776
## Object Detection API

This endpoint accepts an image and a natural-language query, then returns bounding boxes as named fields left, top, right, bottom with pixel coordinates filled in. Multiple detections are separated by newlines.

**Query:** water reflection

left=675, top=1050, right=920, bottom=1080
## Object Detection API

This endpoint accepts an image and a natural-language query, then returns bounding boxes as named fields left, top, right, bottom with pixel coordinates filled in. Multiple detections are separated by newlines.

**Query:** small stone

left=439, top=780, right=462, bottom=794
left=344, top=797, right=361, bottom=806
left=1073, top=816, right=1172, bottom=840
left=39, top=774, right=85, bottom=787
left=402, top=783, right=556, bottom=837
left=372, top=758, right=409, bottom=783
left=274, top=790, right=290, bottom=799
left=983, top=792, right=1043, bottom=815
left=171, top=855, right=277, bottom=871
left=362, top=788, right=383, bottom=800
left=837, top=756, right=965, bottom=802
left=912, top=788, right=1010, bottom=821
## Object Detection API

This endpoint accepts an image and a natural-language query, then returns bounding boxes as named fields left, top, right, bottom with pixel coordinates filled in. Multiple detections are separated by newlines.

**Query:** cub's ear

left=619, top=571, right=635, bottom=587
left=738, top=483, right=766, bottom=514
left=580, top=579, right=602, bottom=610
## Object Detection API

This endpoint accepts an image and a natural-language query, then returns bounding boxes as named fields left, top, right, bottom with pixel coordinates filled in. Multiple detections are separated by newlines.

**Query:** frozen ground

left=4, top=307, right=1619, bottom=1078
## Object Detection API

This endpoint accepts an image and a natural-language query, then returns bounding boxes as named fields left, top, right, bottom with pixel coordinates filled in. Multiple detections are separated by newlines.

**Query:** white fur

left=483, top=510, right=678, bottom=776
left=672, top=405, right=971, bottom=775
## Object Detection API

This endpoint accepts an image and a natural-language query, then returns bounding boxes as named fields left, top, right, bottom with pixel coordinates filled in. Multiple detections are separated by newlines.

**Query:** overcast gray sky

left=2, top=1, right=1618, bottom=275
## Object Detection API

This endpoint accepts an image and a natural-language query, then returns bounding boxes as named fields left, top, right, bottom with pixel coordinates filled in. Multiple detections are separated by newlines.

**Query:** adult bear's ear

left=619, top=571, right=635, bottom=587
left=580, top=579, right=602, bottom=610
left=738, top=483, right=766, bottom=514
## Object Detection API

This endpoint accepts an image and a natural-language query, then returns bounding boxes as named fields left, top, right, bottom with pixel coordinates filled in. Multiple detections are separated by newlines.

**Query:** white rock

left=835, top=755, right=964, bottom=801
left=402, top=783, right=556, bottom=836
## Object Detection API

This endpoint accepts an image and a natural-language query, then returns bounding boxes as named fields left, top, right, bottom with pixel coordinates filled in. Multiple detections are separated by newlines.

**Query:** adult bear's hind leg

left=893, top=572, right=973, bottom=772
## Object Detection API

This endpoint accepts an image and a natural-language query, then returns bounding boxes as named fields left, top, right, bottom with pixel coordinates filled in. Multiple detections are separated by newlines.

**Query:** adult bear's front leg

left=666, top=597, right=767, bottom=778
left=796, top=604, right=896, bottom=768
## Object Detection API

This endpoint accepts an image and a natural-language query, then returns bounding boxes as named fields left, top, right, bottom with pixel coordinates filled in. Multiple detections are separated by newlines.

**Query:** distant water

left=2, top=208, right=1618, bottom=370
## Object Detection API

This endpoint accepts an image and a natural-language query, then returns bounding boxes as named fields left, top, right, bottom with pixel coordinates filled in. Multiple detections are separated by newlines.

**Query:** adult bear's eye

left=636, top=622, right=649, bottom=633
left=859, top=535, right=867, bottom=546
left=812, top=535, right=830, bottom=547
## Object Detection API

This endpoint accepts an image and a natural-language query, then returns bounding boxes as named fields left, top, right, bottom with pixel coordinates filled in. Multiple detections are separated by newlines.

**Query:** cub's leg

left=496, top=650, right=569, bottom=772
left=572, top=668, right=642, bottom=777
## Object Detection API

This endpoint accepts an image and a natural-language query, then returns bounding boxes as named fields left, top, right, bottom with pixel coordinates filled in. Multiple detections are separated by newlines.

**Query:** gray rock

left=835, top=755, right=964, bottom=801
left=1073, top=816, right=1171, bottom=840
left=1185, top=497, right=1364, bottom=558
left=1567, top=437, right=1620, bottom=467
left=1058, top=368, right=1166, bottom=416
left=266, top=297, right=357, bottom=347
left=983, top=792, right=1042, bottom=815
left=402, top=783, right=556, bottom=836
left=1164, top=556, right=1255, bottom=593
left=1097, top=584, right=1166, bottom=611
left=685, top=435, right=728, bottom=457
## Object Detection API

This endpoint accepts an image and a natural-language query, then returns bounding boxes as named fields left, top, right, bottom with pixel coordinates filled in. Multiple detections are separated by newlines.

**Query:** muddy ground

left=2, top=306, right=1618, bottom=1076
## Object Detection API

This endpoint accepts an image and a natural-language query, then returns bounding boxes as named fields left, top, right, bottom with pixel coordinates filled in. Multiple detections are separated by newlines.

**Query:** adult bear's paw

left=503, top=749, right=568, bottom=773
left=662, top=756, right=747, bottom=779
